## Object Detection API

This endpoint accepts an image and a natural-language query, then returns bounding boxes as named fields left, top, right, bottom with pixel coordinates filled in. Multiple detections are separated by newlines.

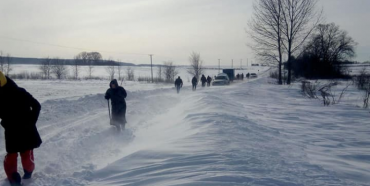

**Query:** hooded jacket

left=201, top=75, right=207, bottom=83
left=0, top=74, right=42, bottom=153
left=174, top=77, right=183, bottom=87
left=191, top=77, right=197, bottom=85
left=105, top=79, right=127, bottom=116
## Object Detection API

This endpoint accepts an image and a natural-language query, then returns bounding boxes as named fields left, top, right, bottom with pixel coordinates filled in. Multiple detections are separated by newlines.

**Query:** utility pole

left=240, top=59, right=242, bottom=69
left=149, top=54, right=153, bottom=83
left=247, top=58, right=249, bottom=67
left=218, top=59, right=220, bottom=73
left=232, top=59, right=233, bottom=68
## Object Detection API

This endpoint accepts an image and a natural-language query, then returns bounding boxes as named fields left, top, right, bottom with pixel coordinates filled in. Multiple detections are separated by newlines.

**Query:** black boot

left=9, top=172, right=22, bottom=186
left=23, top=169, right=33, bottom=179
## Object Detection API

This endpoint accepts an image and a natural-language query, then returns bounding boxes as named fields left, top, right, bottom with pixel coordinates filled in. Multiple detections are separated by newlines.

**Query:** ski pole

left=107, top=100, right=111, bottom=119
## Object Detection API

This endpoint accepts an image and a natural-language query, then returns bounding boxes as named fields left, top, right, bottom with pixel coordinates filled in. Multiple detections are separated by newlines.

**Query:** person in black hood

left=191, top=76, right=197, bottom=91
left=174, top=76, right=183, bottom=94
left=0, top=71, right=42, bottom=186
left=206, top=76, right=212, bottom=87
left=105, top=79, right=127, bottom=129
left=201, top=75, right=207, bottom=87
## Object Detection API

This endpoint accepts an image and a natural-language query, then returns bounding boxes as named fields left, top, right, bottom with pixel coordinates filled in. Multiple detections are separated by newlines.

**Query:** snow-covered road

left=1, top=76, right=369, bottom=186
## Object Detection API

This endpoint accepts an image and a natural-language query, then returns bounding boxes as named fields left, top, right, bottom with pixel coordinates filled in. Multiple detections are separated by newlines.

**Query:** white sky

left=0, top=0, right=369, bottom=65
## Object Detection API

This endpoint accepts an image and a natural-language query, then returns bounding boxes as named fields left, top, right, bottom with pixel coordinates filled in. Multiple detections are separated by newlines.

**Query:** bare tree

left=306, top=23, right=356, bottom=62
left=39, top=57, right=52, bottom=79
left=3, top=53, right=12, bottom=76
left=87, top=52, right=102, bottom=78
left=355, top=68, right=370, bottom=108
left=297, top=23, right=357, bottom=78
left=364, top=88, right=370, bottom=109
left=157, top=65, right=162, bottom=81
left=187, top=52, right=204, bottom=80
left=72, top=55, right=82, bottom=80
left=280, top=0, right=322, bottom=84
left=116, top=63, right=123, bottom=81
left=317, top=81, right=349, bottom=106
left=163, top=61, right=178, bottom=82
left=126, top=67, right=135, bottom=81
left=0, top=52, right=13, bottom=76
left=301, top=81, right=318, bottom=99
left=52, top=58, right=68, bottom=79
left=89, top=52, right=102, bottom=64
left=248, top=0, right=284, bottom=84
left=76, top=52, right=90, bottom=65
left=105, top=58, right=116, bottom=80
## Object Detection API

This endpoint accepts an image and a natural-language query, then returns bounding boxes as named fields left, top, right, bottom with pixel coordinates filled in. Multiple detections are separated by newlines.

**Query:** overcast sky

left=0, top=0, right=369, bottom=65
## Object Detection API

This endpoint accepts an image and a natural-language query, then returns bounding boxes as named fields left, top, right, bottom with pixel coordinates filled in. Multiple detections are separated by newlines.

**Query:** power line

left=0, top=35, right=150, bottom=56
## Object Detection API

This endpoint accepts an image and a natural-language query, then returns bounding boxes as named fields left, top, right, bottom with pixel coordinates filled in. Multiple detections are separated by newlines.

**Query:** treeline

left=291, top=23, right=357, bottom=79
left=248, top=0, right=362, bottom=83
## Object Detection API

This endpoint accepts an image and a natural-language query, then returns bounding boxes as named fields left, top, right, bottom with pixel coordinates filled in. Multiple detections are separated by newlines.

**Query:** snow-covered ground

left=0, top=67, right=369, bottom=186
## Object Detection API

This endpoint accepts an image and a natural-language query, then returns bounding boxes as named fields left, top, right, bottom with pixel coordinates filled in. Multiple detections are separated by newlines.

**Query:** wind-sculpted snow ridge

left=1, top=76, right=369, bottom=186
left=88, top=79, right=369, bottom=186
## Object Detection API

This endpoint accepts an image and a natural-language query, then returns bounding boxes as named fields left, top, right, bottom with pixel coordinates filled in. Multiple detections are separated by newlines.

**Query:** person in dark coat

left=0, top=71, right=42, bottom=185
left=174, top=76, right=183, bottom=94
left=206, top=76, right=212, bottom=87
left=241, top=73, right=244, bottom=80
left=201, top=75, right=207, bottom=87
left=246, top=73, right=250, bottom=78
left=105, top=79, right=127, bottom=129
left=191, top=76, right=197, bottom=91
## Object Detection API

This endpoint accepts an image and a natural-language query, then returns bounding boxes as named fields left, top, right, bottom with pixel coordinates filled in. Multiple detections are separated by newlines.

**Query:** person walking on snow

left=105, top=79, right=127, bottom=130
left=201, top=75, right=207, bottom=87
left=206, top=76, right=212, bottom=87
left=174, top=76, right=183, bottom=94
left=0, top=71, right=42, bottom=186
left=191, top=76, right=197, bottom=91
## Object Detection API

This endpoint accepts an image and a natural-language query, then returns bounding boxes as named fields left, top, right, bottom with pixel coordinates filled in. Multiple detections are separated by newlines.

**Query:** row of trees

left=4, top=50, right=205, bottom=82
left=292, top=23, right=356, bottom=79
left=73, top=52, right=103, bottom=79
left=39, top=51, right=119, bottom=80
left=39, top=57, right=69, bottom=79
left=105, top=51, right=205, bottom=83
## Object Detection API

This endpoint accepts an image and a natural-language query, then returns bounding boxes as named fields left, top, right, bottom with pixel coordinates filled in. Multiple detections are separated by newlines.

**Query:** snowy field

left=11, top=64, right=263, bottom=82
left=0, top=67, right=369, bottom=186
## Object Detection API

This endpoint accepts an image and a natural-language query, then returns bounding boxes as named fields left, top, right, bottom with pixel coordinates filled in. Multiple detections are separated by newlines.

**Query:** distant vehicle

left=250, top=73, right=258, bottom=78
left=212, top=73, right=230, bottom=86
left=251, top=64, right=260, bottom=66
left=222, top=69, right=235, bottom=81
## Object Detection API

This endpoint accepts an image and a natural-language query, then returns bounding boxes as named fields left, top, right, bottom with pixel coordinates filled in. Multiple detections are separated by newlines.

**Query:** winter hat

left=109, top=79, right=118, bottom=88
left=0, top=71, right=7, bottom=88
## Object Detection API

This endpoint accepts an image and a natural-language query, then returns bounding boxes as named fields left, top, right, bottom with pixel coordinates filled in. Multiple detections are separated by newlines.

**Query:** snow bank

left=0, top=69, right=369, bottom=186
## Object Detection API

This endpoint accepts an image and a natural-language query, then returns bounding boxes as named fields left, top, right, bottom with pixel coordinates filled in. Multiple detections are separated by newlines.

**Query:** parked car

left=212, top=73, right=230, bottom=86
left=250, top=73, right=258, bottom=78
